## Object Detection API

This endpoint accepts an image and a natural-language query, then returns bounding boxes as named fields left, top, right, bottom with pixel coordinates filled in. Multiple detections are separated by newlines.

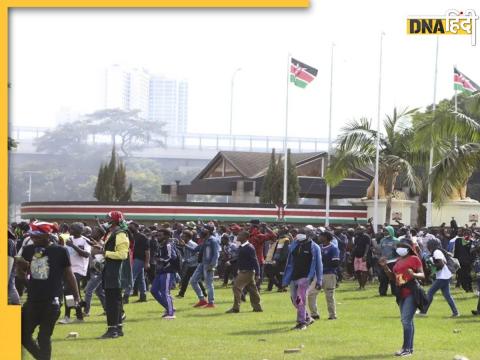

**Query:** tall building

left=104, top=65, right=188, bottom=136
left=149, top=76, right=188, bottom=136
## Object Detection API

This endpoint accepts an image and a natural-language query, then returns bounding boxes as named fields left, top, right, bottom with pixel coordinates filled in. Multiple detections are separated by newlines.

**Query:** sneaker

left=121, top=312, right=126, bottom=321
left=472, top=310, right=480, bottom=316
left=117, top=326, right=124, bottom=337
left=306, top=318, right=315, bottom=326
left=193, top=299, right=208, bottom=308
left=58, top=316, right=72, bottom=324
left=328, top=316, right=337, bottom=320
left=98, top=328, right=119, bottom=339
left=451, top=313, right=460, bottom=318
left=253, top=308, right=263, bottom=312
left=395, top=349, right=412, bottom=357
left=163, top=315, right=176, bottom=320
left=311, top=314, right=320, bottom=320
left=226, top=308, right=239, bottom=314
left=291, top=323, right=307, bottom=331
left=203, top=303, right=216, bottom=308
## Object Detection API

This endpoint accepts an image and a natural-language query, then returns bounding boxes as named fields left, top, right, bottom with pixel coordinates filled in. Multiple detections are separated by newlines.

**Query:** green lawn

left=25, top=281, right=479, bottom=360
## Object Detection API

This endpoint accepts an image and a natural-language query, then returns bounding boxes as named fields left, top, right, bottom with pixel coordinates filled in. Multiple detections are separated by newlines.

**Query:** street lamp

left=230, top=68, right=242, bottom=143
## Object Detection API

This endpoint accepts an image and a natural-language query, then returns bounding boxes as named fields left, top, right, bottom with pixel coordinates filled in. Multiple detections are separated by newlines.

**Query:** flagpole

left=325, top=43, right=335, bottom=227
left=283, top=53, right=291, bottom=207
left=454, top=65, right=458, bottom=148
left=426, top=36, right=439, bottom=228
left=373, top=32, right=385, bottom=232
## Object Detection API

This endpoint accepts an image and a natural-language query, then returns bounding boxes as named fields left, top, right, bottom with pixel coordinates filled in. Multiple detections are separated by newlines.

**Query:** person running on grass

left=379, top=238, right=425, bottom=357
left=417, top=238, right=459, bottom=317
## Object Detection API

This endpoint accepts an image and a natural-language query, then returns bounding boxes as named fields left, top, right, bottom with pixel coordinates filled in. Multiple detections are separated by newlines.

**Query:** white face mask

left=396, top=247, right=409, bottom=257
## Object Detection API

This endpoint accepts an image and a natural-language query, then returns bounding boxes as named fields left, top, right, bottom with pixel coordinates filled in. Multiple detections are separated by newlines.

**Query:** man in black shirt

left=124, top=222, right=150, bottom=303
left=226, top=231, right=262, bottom=313
left=352, top=226, right=371, bottom=290
left=18, top=223, right=80, bottom=360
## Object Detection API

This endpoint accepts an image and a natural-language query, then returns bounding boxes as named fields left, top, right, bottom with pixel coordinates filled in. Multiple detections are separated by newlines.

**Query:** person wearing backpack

left=150, top=229, right=179, bottom=320
left=417, top=238, right=459, bottom=317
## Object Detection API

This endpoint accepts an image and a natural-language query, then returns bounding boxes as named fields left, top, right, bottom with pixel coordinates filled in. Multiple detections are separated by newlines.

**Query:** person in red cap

left=19, top=221, right=80, bottom=360
left=99, top=211, right=130, bottom=339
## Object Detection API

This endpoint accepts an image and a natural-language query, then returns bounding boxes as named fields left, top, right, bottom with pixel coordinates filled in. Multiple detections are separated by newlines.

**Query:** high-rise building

left=104, top=65, right=188, bottom=136
left=149, top=76, right=188, bottom=136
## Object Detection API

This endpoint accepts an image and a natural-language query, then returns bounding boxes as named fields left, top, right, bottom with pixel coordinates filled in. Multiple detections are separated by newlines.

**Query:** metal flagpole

left=283, top=53, right=291, bottom=206
left=373, top=32, right=385, bottom=232
left=426, top=37, right=439, bottom=228
left=454, top=65, right=458, bottom=148
left=325, top=43, right=335, bottom=227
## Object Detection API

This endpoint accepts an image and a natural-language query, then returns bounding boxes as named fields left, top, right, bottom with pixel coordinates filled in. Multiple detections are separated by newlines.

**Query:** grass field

left=24, top=280, right=480, bottom=360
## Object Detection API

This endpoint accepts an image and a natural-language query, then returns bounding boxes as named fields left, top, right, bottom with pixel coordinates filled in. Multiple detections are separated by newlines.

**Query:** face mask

left=396, top=247, right=409, bottom=257
left=296, top=234, right=307, bottom=242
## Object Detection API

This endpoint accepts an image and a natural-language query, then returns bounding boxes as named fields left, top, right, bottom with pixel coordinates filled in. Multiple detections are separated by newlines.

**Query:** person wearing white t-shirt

left=59, top=222, right=91, bottom=324
left=418, top=239, right=459, bottom=317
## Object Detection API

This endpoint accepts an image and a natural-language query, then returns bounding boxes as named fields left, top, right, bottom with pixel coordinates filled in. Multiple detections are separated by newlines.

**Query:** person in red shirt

left=248, top=220, right=276, bottom=290
left=379, top=238, right=424, bottom=357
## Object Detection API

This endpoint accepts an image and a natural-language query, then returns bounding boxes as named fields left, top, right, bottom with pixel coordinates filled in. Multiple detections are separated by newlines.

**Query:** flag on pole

left=290, top=58, right=318, bottom=88
left=454, top=67, right=480, bottom=94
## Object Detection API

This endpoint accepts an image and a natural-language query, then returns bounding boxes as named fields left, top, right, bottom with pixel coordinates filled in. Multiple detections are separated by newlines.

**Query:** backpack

left=439, top=248, right=461, bottom=274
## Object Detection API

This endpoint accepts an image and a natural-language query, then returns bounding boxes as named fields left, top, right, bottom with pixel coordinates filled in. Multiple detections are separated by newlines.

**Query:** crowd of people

left=6, top=213, right=480, bottom=359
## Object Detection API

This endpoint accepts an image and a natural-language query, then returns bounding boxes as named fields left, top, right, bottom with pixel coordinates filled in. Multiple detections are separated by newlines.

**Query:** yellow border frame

left=0, top=0, right=308, bottom=359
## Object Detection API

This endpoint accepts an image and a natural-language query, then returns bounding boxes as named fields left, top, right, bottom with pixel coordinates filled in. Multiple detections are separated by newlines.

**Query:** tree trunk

left=384, top=171, right=398, bottom=225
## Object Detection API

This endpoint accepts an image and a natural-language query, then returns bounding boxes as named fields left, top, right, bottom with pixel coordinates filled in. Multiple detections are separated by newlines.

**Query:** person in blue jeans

left=151, top=229, right=179, bottom=319
left=379, top=238, right=424, bottom=357
left=191, top=225, right=220, bottom=308
left=124, top=222, right=150, bottom=303
left=418, top=239, right=459, bottom=317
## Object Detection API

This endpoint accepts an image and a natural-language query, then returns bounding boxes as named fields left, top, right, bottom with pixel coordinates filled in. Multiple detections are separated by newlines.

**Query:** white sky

left=9, top=0, right=480, bottom=139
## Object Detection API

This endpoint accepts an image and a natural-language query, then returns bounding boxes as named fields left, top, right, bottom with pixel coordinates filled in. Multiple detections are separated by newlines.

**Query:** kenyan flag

left=290, top=58, right=318, bottom=88
left=454, top=67, right=480, bottom=94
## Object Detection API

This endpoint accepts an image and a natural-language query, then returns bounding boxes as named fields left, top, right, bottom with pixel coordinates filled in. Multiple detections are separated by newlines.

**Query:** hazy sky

left=9, top=0, right=480, bottom=139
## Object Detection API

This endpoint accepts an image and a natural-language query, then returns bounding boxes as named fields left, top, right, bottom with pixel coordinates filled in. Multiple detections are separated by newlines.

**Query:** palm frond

left=325, top=148, right=375, bottom=187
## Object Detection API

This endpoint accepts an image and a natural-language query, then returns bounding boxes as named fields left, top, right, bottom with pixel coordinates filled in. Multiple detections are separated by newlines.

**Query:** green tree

left=94, top=147, right=132, bottom=201
left=286, top=149, right=299, bottom=204
left=326, top=107, right=426, bottom=224
left=260, top=149, right=277, bottom=204
left=413, top=93, right=480, bottom=203
left=34, top=108, right=167, bottom=157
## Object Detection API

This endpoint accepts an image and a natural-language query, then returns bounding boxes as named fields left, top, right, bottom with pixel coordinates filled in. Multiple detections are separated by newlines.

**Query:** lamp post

left=229, top=68, right=242, bottom=145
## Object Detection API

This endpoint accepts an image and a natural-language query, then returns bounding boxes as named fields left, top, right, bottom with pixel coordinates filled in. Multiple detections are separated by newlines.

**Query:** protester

left=58, top=222, right=91, bottom=324
left=99, top=211, right=130, bottom=339
left=176, top=230, right=207, bottom=298
left=418, top=238, right=459, bottom=317
left=308, top=231, right=339, bottom=320
left=19, top=222, right=80, bottom=360
left=84, top=226, right=107, bottom=316
left=220, top=233, right=239, bottom=287
left=226, top=231, right=262, bottom=313
left=124, top=222, right=150, bottom=303
left=454, top=228, right=474, bottom=292
left=377, top=226, right=399, bottom=296
left=248, top=220, right=276, bottom=290
left=282, top=229, right=323, bottom=330
left=352, top=226, right=371, bottom=290
left=190, top=225, right=220, bottom=308
left=151, top=229, right=179, bottom=319
left=379, top=238, right=425, bottom=357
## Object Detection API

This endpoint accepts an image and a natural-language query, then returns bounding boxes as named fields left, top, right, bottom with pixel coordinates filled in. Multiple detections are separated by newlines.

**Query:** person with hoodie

left=377, top=226, right=399, bottom=296
left=282, top=229, right=323, bottom=331
left=417, top=238, right=459, bottom=317
left=190, top=225, right=220, bottom=308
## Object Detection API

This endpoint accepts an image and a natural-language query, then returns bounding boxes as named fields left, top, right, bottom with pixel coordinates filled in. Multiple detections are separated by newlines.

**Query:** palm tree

left=325, top=107, right=425, bottom=224
left=413, top=93, right=480, bottom=203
